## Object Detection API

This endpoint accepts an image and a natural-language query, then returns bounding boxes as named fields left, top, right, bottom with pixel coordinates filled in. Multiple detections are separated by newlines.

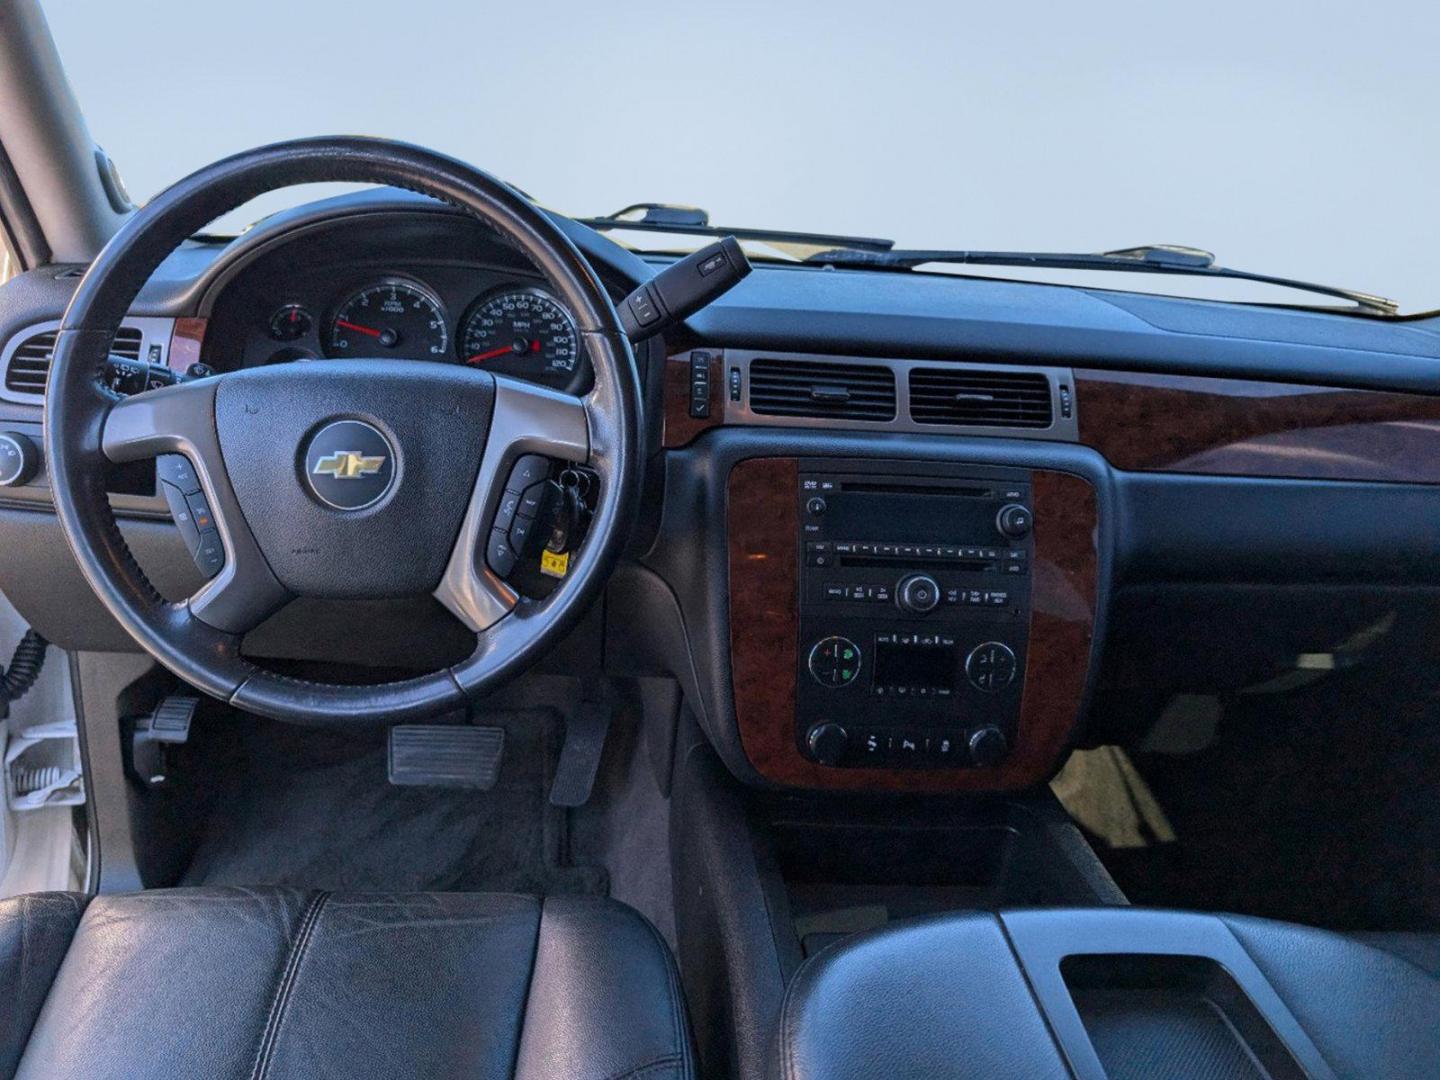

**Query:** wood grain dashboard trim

left=168, top=317, right=207, bottom=376
left=1075, top=368, right=1440, bottom=484
left=726, top=457, right=1098, bottom=793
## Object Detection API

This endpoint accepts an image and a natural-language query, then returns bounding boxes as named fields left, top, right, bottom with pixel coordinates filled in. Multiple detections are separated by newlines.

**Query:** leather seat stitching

left=597, top=1054, right=683, bottom=1080
left=248, top=890, right=329, bottom=1080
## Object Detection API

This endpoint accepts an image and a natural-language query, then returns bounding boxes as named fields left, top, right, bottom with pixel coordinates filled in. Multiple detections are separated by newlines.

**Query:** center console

left=727, top=455, right=1099, bottom=793
left=795, top=463, right=1033, bottom=770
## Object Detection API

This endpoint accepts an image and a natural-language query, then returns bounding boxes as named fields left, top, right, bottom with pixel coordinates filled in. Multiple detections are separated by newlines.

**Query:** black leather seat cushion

left=773, top=909, right=1440, bottom=1080
left=0, top=887, right=693, bottom=1080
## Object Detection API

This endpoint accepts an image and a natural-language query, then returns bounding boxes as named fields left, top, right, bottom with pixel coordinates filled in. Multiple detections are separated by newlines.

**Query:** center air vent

left=4, top=326, right=143, bottom=395
left=908, top=367, right=1053, bottom=428
left=749, top=357, right=896, bottom=422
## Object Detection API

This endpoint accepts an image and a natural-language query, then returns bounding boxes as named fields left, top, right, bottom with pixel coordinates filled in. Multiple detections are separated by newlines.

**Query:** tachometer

left=326, top=279, right=448, bottom=360
left=458, top=287, right=579, bottom=387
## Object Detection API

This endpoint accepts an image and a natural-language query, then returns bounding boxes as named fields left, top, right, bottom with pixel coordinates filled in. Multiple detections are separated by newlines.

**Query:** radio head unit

left=795, top=465, right=1034, bottom=770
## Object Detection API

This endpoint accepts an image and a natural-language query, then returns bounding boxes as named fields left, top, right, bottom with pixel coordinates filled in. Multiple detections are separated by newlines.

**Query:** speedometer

left=326, top=279, right=448, bottom=360
left=458, top=287, right=579, bottom=387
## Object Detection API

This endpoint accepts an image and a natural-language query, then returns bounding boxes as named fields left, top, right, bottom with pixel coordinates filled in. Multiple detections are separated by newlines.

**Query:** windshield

left=42, top=0, right=1440, bottom=314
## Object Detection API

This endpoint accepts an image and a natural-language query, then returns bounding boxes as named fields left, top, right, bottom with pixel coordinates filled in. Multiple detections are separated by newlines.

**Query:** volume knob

left=897, top=574, right=941, bottom=615
left=0, top=432, right=39, bottom=488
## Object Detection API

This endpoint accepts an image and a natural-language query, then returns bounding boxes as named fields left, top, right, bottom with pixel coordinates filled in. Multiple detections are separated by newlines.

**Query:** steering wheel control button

left=495, top=491, right=522, bottom=531
left=897, top=573, right=941, bottom=614
left=184, top=492, right=215, bottom=531
left=506, top=455, right=550, bottom=493
left=996, top=503, right=1032, bottom=539
left=508, top=513, right=536, bottom=554
left=487, top=529, right=517, bottom=578
left=808, top=636, right=862, bottom=687
left=518, top=483, right=546, bottom=517
left=806, top=722, right=850, bottom=766
left=193, top=530, right=225, bottom=579
left=302, top=419, right=396, bottom=511
left=0, top=432, right=39, bottom=487
left=156, top=453, right=202, bottom=495
left=160, top=482, right=201, bottom=549
left=966, top=641, right=1018, bottom=693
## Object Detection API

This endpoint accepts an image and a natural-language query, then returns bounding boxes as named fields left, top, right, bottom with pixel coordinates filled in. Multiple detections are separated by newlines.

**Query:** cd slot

left=839, top=481, right=993, bottom=498
left=843, top=556, right=991, bottom=572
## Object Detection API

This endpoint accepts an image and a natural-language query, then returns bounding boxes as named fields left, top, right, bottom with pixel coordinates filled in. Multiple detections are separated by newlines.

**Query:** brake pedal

left=387, top=725, right=504, bottom=790
left=548, top=699, right=612, bottom=808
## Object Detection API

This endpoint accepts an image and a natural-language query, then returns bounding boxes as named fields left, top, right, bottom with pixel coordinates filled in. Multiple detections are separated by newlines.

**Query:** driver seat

left=0, top=887, right=694, bottom=1079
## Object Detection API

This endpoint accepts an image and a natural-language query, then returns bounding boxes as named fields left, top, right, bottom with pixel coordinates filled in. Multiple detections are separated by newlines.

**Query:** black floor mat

left=180, top=710, right=607, bottom=895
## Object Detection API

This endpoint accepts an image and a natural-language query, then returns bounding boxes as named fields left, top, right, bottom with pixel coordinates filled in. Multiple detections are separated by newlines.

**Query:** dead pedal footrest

left=387, top=725, right=504, bottom=790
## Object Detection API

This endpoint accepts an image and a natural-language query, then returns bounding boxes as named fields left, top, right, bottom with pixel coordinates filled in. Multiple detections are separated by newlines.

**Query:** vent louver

left=908, top=367, right=1053, bottom=428
left=4, top=326, right=143, bottom=395
left=749, top=357, right=896, bottom=422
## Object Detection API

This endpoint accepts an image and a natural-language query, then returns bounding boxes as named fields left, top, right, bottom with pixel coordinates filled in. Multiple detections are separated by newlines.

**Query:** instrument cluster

left=248, top=272, right=583, bottom=391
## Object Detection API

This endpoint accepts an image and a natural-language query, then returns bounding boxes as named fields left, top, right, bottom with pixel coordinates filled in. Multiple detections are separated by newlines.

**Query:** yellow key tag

left=540, top=549, right=570, bottom=579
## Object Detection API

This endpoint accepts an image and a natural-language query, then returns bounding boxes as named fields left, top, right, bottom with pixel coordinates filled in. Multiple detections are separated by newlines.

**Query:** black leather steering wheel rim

left=44, top=137, right=641, bottom=724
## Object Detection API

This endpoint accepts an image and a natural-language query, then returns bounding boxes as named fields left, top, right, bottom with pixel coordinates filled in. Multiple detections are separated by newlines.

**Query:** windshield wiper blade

left=579, top=203, right=895, bottom=254
left=804, top=242, right=1399, bottom=315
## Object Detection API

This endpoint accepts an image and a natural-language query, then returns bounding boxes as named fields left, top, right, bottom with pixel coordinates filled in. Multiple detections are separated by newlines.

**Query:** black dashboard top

left=3, top=186, right=1439, bottom=406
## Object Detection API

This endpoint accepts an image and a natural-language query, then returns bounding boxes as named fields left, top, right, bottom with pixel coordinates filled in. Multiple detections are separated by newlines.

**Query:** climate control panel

left=794, top=462, right=1033, bottom=769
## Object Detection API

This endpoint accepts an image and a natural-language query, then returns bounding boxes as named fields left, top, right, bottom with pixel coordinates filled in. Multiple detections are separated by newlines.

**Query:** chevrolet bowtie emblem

left=311, top=450, right=387, bottom=480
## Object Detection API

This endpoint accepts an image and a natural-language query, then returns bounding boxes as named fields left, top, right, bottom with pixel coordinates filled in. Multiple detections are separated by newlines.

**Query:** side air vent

left=4, top=326, right=143, bottom=395
left=908, top=367, right=1054, bottom=428
left=749, top=357, right=897, bottom=422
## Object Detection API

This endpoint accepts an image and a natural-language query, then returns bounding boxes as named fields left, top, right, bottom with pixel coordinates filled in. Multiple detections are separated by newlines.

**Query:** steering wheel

left=44, top=137, right=641, bottom=724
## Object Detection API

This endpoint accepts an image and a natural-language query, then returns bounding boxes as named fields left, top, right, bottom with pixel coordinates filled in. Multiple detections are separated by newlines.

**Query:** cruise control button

left=193, top=529, right=225, bottom=579
left=156, top=453, right=201, bottom=495
left=185, top=491, right=214, bottom=532
left=160, top=481, right=200, bottom=549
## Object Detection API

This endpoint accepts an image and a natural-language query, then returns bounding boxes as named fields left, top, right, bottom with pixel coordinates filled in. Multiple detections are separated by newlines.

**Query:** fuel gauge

left=268, top=304, right=313, bottom=342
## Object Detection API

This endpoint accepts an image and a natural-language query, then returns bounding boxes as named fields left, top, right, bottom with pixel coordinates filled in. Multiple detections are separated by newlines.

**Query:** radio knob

left=968, top=726, right=1009, bottom=767
left=807, top=722, right=850, bottom=766
left=897, top=574, right=941, bottom=615
left=0, top=432, right=39, bottom=488
left=996, top=503, right=1032, bottom=539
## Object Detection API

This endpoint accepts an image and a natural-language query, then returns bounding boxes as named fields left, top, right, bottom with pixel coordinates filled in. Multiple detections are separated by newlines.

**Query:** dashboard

left=5, top=188, right=1440, bottom=797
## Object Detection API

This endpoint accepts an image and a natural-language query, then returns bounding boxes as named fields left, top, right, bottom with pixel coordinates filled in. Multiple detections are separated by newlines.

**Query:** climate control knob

left=807, top=722, right=850, bottom=766
left=896, top=574, right=941, bottom=615
left=968, top=726, right=1009, bottom=767
left=0, top=432, right=39, bottom=488
left=996, top=503, right=1032, bottom=539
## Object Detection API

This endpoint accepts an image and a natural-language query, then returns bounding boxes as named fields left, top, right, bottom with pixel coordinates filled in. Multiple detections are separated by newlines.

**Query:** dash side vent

left=908, top=367, right=1053, bottom=428
left=749, top=357, right=896, bottom=422
left=4, top=326, right=143, bottom=395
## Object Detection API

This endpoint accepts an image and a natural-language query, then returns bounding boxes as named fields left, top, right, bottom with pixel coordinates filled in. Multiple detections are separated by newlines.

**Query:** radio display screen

left=822, top=491, right=996, bottom=543
left=873, top=640, right=959, bottom=692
